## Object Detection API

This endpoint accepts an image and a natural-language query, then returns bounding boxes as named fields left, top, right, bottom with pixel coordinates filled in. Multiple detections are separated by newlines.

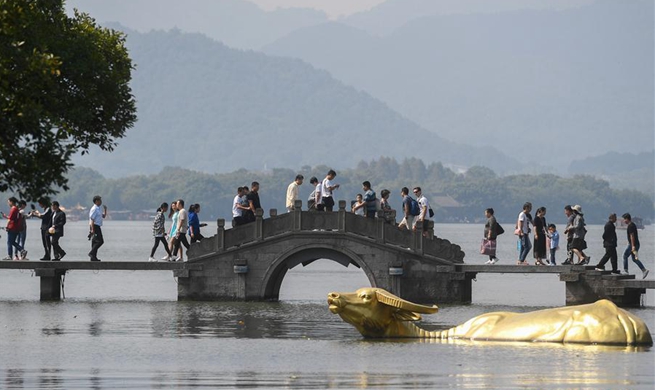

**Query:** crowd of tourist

left=0, top=169, right=650, bottom=278
left=482, top=202, right=650, bottom=279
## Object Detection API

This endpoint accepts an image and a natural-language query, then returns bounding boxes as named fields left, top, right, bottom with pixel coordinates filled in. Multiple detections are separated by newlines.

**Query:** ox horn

left=375, top=289, right=439, bottom=314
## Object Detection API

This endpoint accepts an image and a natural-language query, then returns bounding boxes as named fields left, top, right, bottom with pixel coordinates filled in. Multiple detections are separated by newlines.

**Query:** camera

left=87, top=232, right=94, bottom=240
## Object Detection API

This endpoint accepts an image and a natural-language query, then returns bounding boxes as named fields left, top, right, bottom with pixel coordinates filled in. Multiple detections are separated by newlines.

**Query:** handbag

left=480, top=239, right=496, bottom=256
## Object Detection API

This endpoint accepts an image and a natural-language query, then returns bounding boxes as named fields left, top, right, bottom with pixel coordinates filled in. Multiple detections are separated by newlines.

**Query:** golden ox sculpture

left=327, top=287, right=653, bottom=345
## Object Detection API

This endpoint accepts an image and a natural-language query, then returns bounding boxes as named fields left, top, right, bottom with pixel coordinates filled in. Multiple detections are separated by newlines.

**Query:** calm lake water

left=0, top=220, right=653, bottom=389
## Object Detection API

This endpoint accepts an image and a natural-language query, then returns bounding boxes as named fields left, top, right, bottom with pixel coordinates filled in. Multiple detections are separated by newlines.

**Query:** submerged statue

left=327, top=287, right=653, bottom=346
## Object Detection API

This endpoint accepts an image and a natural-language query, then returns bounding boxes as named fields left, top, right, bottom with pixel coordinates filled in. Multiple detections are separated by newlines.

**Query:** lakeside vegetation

left=30, top=157, right=654, bottom=226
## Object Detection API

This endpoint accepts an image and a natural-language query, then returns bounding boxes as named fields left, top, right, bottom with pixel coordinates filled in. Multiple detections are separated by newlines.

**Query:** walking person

left=412, top=187, right=432, bottom=237
left=594, top=214, right=620, bottom=274
left=398, top=187, right=416, bottom=230
left=570, top=205, right=591, bottom=265
left=362, top=181, right=377, bottom=218
left=232, top=187, right=249, bottom=227
left=17, top=200, right=28, bottom=253
left=50, top=201, right=66, bottom=261
left=246, top=182, right=262, bottom=222
left=172, top=199, right=190, bottom=261
left=88, top=195, right=106, bottom=262
left=533, top=207, right=547, bottom=266
left=379, top=189, right=394, bottom=224
left=351, top=194, right=365, bottom=216
left=621, top=213, right=649, bottom=278
left=149, top=202, right=173, bottom=262
left=31, top=198, right=53, bottom=260
left=546, top=224, right=560, bottom=266
left=188, top=204, right=206, bottom=243
left=168, top=200, right=183, bottom=260
left=321, top=170, right=340, bottom=212
left=516, top=202, right=532, bottom=265
left=286, top=174, right=304, bottom=212
left=307, top=177, right=320, bottom=211
left=484, top=208, right=500, bottom=264
left=2, top=197, right=27, bottom=261
left=562, top=205, right=576, bottom=265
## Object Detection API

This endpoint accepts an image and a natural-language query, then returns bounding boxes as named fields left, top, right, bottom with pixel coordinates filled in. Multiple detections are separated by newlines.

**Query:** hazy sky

left=247, top=0, right=386, bottom=18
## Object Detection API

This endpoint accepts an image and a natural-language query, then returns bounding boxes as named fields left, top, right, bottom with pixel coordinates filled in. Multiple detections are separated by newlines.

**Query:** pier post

left=376, top=210, right=385, bottom=244
left=215, top=219, right=225, bottom=252
left=338, top=201, right=346, bottom=232
left=413, top=224, right=424, bottom=255
left=255, top=209, right=264, bottom=241
left=233, top=259, right=248, bottom=300
left=36, top=269, right=64, bottom=301
left=292, top=200, right=302, bottom=231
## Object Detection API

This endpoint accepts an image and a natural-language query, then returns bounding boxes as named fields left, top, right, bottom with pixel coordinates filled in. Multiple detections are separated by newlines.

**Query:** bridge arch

left=260, top=243, right=378, bottom=301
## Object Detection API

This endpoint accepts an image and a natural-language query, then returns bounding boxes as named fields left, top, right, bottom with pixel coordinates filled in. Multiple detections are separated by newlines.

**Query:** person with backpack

left=483, top=208, right=502, bottom=264
left=2, top=197, right=27, bottom=261
left=398, top=187, right=418, bottom=230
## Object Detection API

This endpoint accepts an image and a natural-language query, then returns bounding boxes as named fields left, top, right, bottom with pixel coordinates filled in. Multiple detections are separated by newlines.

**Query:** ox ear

left=375, top=289, right=439, bottom=314
left=393, top=309, right=422, bottom=322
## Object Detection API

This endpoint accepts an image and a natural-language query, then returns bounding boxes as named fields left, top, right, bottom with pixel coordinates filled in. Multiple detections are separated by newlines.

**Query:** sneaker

left=490, top=258, right=499, bottom=265
left=594, top=267, right=605, bottom=271
left=562, top=260, right=572, bottom=265
left=161, top=255, right=170, bottom=260
left=1, top=256, right=12, bottom=261
left=623, top=269, right=630, bottom=275
left=172, top=256, right=181, bottom=262
left=13, top=256, right=20, bottom=261
left=611, top=270, right=621, bottom=275
left=643, top=269, right=650, bottom=279
left=484, top=259, right=492, bottom=264
left=148, top=257, right=156, bottom=262
left=545, top=260, right=551, bottom=265
left=20, top=250, right=27, bottom=260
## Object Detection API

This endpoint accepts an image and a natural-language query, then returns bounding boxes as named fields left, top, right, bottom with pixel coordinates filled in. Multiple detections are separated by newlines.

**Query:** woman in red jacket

left=3, top=197, right=27, bottom=261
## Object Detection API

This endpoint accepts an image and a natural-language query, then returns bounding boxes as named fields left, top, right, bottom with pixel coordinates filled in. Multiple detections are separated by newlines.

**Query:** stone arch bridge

left=182, top=200, right=470, bottom=303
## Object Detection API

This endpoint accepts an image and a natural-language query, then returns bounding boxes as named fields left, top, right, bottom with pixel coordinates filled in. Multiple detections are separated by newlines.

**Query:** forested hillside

left=48, top=158, right=654, bottom=225
left=71, top=28, right=519, bottom=178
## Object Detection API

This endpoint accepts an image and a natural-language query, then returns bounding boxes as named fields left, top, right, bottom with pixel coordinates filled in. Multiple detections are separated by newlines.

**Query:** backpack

left=409, top=197, right=420, bottom=216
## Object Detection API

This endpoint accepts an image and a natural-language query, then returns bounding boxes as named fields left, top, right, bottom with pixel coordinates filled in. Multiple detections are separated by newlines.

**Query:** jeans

left=549, top=248, right=557, bottom=265
left=623, top=243, right=645, bottom=272
left=518, top=234, right=532, bottom=262
left=6, top=231, right=23, bottom=256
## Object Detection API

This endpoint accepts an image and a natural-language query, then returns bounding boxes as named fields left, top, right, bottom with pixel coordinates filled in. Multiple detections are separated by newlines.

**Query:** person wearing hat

left=621, top=213, right=649, bottom=279
left=570, top=205, right=591, bottom=265
left=88, top=195, right=107, bottom=262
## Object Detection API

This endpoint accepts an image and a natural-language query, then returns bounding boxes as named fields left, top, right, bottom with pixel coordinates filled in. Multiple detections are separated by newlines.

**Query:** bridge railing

left=189, top=200, right=464, bottom=263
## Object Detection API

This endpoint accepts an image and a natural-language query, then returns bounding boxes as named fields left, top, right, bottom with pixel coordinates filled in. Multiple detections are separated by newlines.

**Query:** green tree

left=0, top=0, right=136, bottom=200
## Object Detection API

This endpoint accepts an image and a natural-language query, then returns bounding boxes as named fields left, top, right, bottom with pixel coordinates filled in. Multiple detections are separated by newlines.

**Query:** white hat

left=572, top=205, right=583, bottom=214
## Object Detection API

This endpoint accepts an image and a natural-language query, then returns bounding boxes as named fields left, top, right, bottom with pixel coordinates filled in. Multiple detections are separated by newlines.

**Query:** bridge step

left=601, top=274, right=636, bottom=280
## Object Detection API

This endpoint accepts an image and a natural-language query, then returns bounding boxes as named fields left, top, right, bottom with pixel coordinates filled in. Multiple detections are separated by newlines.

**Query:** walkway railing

left=189, top=200, right=465, bottom=263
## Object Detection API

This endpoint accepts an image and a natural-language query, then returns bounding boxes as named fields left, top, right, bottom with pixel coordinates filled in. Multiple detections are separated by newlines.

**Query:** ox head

left=327, top=287, right=438, bottom=338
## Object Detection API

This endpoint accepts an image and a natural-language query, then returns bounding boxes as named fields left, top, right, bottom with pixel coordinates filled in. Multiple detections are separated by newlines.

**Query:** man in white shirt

left=88, top=195, right=106, bottom=261
left=412, top=187, right=431, bottom=237
left=232, top=187, right=249, bottom=227
left=286, top=174, right=304, bottom=212
left=321, top=169, right=340, bottom=212
left=173, top=199, right=190, bottom=261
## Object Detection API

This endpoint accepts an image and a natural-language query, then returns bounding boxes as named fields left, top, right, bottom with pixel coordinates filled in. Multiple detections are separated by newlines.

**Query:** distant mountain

left=342, top=0, right=594, bottom=36
left=66, top=0, right=327, bottom=50
left=264, top=0, right=654, bottom=171
left=568, top=150, right=654, bottom=196
left=72, top=28, right=520, bottom=178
